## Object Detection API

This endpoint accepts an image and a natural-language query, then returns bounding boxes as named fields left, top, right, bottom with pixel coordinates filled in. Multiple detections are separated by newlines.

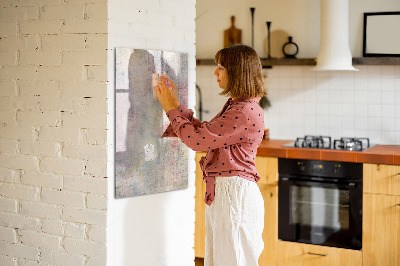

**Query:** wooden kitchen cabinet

left=364, top=163, right=400, bottom=196
left=276, top=241, right=362, bottom=266
left=255, top=156, right=278, bottom=186
left=258, top=184, right=278, bottom=266
left=363, top=193, right=400, bottom=266
left=195, top=152, right=207, bottom=258
left=363, top=163, right=400, bottom=266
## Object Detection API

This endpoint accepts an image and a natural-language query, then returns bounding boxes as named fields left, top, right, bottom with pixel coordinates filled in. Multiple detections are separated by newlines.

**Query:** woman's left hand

left=153, top=78, right=175, bottom=113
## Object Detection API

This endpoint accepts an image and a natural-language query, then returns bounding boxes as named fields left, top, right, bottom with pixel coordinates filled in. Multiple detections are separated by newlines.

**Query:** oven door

left=278, top=176, right=362, bottom=250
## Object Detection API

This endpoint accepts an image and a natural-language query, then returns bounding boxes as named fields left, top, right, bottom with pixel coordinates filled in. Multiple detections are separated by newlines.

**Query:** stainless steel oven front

left=278, top=158, right=363, bottom=250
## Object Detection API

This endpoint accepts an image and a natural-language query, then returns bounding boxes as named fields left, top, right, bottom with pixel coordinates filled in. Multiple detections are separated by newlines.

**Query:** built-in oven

left=278, top=158, right=363, bottom=250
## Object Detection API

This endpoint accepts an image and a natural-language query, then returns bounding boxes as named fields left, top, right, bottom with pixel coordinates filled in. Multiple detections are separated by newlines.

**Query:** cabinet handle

left=307, top=252, right=328, bottom=256
left=397, top=204, right=400, bottom=207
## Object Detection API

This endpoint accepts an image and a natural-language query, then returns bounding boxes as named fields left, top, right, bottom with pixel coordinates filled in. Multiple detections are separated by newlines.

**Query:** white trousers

left=205, top=176, right=265, bottom=266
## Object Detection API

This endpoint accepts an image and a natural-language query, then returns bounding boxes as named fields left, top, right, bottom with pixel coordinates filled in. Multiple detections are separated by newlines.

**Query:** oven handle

left=280, top=177, right=357, bottom=189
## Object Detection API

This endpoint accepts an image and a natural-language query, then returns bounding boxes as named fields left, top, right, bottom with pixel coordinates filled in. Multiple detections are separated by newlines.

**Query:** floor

left=195, top=257, right=204, bottom=266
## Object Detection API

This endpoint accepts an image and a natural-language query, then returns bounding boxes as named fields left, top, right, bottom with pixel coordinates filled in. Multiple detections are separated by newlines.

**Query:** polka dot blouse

left=162, top=97, right=265, bottom=205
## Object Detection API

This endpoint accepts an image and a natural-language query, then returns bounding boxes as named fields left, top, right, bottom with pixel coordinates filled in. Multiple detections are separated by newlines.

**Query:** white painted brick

left=0, top=110, right=16, bottom=125
left=84, top=160, right=106, bottom=177
left=64, top=222, right=85, bottom=239
left=20, top=200, right=61, bottom=219
left=61, top=207, right=106, bottom=226
left=0, top=125, right=34, bottom=141
left=41, top=188, right=85, bottom=208
left=21, top=171, right=62, bottom=189
left=62, top=19, right=107, bottom=34
left=63, top=144, right=106, bottom=161
left=20, top=21, right=61, bottom=35
left=0, top=226, right=17, bottom=243
left=0, top=36, right=40, bottom=52
left=38, top=127, right=80, bottom=143
left=85, top=34, right=107, bottom=51
left=37, top=66, right=83, bottom=82
left=0, top=138, right=18, bottom=153
left=85, top=65, right=107, bottom=81
left=0, top=81, right=16, bottom=96
left=41, top=219, right=64, bottom=236
left=19, top=51, right=62, bottom=66
left=0, top=255, right=16, bottom=266
left=61, top=81, right=107, bottom=98
left=38, top=96, right=104, bottom=114
left=0, top=196, right=17, bottom=213
left=16, top=111, right=61, bottom=127
left=87, top=225, right=105, bottom=243
left=0, top=154, right=39, bottom=172
left=0, top=183, right=38, bottom=201
left=0, top=66, right=36, bottom=81
left=7, top=96, right=40, bottom=112
left=19, top=141, right=58, bottom=157
left=86, top=193, right=107, bottom=210
left=0, top=168, right=15, bottom=182
left=0, top=241, right=39, bottom=261
left=42, top=34, right=85, bottom=51
left=3, top=0, right=62, bottom=6
left=0, top=212, right=41, bottom=231
left=86, top=255, right=106, bottom=266
left=63, top=50, right=107, bottom=65
left=85, top=3, right=107, bottom=20
left=0, top=7, right=39, bottom=22
left=63, top=113, right=107, bottom=129
left=18, top=80, right=61, bottom=97
left=19, top=230, right=61, bottom=251
left=40, top=249, right=85, bottom=266
left=40, top=158, right=84, bottom=176
left=41, top=4, right=84, bottom=20
left=18, top=259, right=41, bottom=266
left=63, top=237, right=106, bottom=257
left=63, top=175, right=106, bottom=195
left=84, top=129, right=107, bottom=145
left=0, top=52, right=17, bottom=65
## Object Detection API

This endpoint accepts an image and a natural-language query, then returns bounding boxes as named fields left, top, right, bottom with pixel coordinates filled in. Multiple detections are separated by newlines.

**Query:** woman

left=153, top=44, right=266, bottom=266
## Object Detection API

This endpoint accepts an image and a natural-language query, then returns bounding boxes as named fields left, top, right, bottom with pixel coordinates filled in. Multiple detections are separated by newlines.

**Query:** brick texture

left=0, top=1, right=108, bottom=264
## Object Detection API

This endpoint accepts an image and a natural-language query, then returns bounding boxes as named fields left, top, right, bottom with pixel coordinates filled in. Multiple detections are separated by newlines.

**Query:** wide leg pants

left=205, top=176, right=265, bottom=266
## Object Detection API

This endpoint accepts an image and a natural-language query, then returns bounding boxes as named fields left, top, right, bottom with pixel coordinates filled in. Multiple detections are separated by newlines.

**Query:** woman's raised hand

left=153, top=76, right=175, bottom=113
left=160, top=75, right=180, bottom=108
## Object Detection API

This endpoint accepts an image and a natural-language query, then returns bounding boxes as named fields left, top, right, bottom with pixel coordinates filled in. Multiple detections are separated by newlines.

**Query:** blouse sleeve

left=165, top=106, right=249, bottom=151
left=161, top=104, right=202, bottom=138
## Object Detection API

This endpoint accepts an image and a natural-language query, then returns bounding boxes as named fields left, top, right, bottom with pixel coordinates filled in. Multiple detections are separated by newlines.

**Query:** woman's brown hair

left=214, top=44, right=266, bottom=99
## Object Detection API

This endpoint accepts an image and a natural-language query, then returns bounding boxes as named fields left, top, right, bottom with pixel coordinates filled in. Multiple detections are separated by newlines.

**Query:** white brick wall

left=0, top=0, right=108, bottom=265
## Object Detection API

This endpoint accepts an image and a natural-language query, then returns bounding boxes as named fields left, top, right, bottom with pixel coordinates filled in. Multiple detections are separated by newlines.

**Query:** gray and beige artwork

left=115, top=48, right=189, bottom=198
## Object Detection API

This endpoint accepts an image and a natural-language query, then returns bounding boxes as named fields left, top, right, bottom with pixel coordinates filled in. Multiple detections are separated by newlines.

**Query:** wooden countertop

left=257, top=139, right=400, bottom=165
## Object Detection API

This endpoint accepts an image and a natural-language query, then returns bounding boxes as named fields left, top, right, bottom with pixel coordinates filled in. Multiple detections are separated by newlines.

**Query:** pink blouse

left=162, top=97, right=265, bottom=205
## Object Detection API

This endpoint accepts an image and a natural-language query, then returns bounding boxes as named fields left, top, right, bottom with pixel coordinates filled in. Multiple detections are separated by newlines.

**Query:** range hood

left=314, top=0, right=358, bottom=71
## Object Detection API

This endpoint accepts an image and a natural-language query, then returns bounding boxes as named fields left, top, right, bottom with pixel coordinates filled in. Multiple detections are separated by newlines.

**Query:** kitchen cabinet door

left=276, top=241, right=362, bottom=266
left=258, top=185, right=278, bottom=266
left=363, top=193, right=400, bottom=266
left=195, top=152, right=207, bottom=258
left=255, top=156, right=278, bottom=186
left=364, top=164, right=400, bottom=196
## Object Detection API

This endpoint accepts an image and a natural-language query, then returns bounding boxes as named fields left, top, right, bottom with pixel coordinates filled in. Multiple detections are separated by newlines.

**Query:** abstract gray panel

left=115, top=48, right=189, bottom=198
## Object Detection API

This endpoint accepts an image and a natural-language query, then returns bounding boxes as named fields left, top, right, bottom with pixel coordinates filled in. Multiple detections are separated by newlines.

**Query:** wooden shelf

left=196, top=57, right=400, bottom=67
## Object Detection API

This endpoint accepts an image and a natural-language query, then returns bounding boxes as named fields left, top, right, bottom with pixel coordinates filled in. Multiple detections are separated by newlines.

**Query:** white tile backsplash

left=196, top=65, right=400, bottom=144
